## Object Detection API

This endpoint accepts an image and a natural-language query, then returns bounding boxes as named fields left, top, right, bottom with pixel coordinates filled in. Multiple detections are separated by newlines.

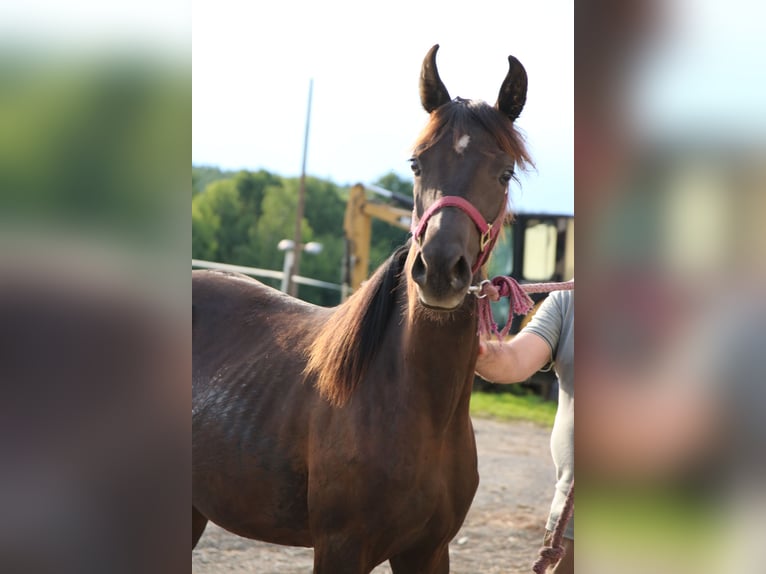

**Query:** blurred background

left=576, top=0, right=766, bottom=572
left=0, top=1, right=189, bottom=573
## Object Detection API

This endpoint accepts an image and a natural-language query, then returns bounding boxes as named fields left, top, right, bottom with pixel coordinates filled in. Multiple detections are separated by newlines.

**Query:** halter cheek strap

left=411, top=193, right=507, bottom=274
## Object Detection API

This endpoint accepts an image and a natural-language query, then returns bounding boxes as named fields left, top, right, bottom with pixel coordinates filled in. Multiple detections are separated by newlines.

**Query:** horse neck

left=399, top=281, right=479, bottom=429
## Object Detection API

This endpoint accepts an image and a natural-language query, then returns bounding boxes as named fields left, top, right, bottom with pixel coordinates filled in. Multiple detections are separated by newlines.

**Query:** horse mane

left=413, top=98, right=534, bottom=178
left=305, top=244, right=410, bottom=407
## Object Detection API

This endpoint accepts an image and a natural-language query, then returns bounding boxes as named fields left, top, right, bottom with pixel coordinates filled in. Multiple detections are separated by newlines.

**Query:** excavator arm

left=343, top=184, right=411, bottom=296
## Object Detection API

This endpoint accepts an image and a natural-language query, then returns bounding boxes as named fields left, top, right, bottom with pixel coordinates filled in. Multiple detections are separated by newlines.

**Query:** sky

left=192, top=1, right=574, bottom=215
left=2, top=0, right=763, bottom=219
left=631, top=0, right=766, bottom=143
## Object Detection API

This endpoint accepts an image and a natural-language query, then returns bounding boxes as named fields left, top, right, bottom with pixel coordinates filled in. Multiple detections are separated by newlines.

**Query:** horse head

left=408, top=44, right=530, bottom=311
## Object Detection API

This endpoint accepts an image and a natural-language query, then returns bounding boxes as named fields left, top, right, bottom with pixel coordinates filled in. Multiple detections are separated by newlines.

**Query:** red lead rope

left=532, top=481, right=574, bottom=574
left=476, top=277, right=574, bottom=338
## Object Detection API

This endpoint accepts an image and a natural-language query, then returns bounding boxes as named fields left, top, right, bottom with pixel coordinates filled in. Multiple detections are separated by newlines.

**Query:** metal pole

left=280, top=249, right=294, bottom=293
left=287, top=78, right=313, bottom=297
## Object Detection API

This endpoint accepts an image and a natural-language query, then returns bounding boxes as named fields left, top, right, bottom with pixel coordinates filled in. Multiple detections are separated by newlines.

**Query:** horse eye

left=499, top=167, right=514, bottom=185
left=409, top=157, right=422, bottom=176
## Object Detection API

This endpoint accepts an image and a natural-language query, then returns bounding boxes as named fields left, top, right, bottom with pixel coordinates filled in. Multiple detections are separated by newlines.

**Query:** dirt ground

left=192, top=417, right=554, bottom=574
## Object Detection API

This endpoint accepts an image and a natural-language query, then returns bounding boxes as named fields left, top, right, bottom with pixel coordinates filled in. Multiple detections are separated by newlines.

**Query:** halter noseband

left=411, top=193, right=507, bottom=275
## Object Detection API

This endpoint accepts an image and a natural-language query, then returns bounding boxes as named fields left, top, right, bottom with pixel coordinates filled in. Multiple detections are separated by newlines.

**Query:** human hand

left=475, top=338, right=507, bottom=382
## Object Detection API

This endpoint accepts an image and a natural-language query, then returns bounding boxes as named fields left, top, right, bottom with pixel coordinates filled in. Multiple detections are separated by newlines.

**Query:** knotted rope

left=532, top=481, right=574, bottom=574
left=476, top=277, right=574, bottom=338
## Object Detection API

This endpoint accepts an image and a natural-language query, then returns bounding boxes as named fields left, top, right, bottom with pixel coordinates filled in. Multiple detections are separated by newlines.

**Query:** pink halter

left=411, top=193, right=507, bottom=275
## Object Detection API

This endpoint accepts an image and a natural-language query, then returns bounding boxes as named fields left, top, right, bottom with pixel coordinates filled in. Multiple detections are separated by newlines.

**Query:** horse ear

left=495, top=55, right=527, bottom=121
left=420, top=44, right=451, bottom=113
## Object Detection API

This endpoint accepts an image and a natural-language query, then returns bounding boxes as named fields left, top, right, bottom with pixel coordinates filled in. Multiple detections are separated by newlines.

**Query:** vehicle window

left=522, top=221, right=557, bottom=281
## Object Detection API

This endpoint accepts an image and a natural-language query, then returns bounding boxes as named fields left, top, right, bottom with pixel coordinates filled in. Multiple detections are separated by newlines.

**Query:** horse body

left=192, top=264, right=480, bottom=570
left=192, top=44, right=531, bottom=573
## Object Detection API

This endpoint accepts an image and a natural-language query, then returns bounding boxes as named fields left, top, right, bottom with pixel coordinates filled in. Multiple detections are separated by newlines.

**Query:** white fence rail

left=192, top=259, right=343, bottom=292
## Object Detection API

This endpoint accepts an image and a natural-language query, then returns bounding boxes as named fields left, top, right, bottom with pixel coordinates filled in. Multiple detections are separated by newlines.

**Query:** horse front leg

left=312, top=536, right=376, bottom=574
left=192, top=506, right=208, bottom=548
left=389, top=543, right=450, bottom=574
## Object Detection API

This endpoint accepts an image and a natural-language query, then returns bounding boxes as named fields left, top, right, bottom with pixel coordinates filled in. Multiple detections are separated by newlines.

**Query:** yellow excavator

left=342, top=183, right=412, bottom=300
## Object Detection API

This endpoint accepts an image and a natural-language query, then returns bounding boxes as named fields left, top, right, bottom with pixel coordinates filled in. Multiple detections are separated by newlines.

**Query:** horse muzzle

left=410, top=240, right=473, bottom=310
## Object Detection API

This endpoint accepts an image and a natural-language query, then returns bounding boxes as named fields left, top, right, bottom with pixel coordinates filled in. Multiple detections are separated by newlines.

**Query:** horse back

left=193, top=269, right=325, bottom=378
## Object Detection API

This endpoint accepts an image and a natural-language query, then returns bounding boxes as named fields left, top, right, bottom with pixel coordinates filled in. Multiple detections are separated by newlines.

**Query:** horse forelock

left=413, top=99, right=533, bottom=174
left=304, top=245, right=409, bottom=407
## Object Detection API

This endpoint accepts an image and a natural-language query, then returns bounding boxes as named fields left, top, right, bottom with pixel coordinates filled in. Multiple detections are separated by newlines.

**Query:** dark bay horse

left=192, top=44, right=532, bottom=573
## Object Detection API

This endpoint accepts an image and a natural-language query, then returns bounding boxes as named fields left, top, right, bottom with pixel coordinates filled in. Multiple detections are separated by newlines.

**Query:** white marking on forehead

left=454, top=134, right=471, bottom=154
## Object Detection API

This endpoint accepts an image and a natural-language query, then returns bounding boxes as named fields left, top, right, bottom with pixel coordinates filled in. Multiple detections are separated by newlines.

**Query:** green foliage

left=234, top=169, right=280, bottom=218
left=191, top=195, right=219, bottom=260
left=203, top=180, right=247, bottom=263
left=251, top=181, right=305, bottom=271
left=375, top=171, right=414, bottom=197
left=303, top=177, right=347, bottom=236
left=191, top=166, right=414, bottom=306
left=1, top=57, right=189, bottom=244
left=192, top=165, right=233, bottom=196
left=577, top=485, right=720, bottom=571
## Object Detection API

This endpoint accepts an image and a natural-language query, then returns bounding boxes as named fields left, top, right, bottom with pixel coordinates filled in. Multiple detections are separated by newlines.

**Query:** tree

left=303, top=176, right=346, bottom=236
left=369, top=172, right=413, bottom=271
left=233, top=169, right=280, bottom=219
left=191, top=179, right=244, bottom=263
left=191, top=194, right=219, bottom=260
left=252, top=180, right=312, bottom=272
left=192, top=165, right=232, bottom=196
left=375, top=171, right=414, bottom=198
left=190, top=167, right=414, bottom=306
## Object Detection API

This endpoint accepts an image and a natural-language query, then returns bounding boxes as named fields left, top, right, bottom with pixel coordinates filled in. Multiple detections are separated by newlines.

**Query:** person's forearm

left=475, top=333, right=552, bottom=383
left=476, top=342, right=527, bottom=383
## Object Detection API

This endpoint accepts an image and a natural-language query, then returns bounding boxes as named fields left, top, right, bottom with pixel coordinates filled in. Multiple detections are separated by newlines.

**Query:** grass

left=576, top=484, right=723, bottom=571
left=469, top=390, right=556, bottom=427
left=579, top=485, right=719, bottom=546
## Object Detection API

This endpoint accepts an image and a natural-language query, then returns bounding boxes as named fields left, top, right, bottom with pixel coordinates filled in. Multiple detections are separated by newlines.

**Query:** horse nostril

left=411, top=252, right=427, bottom=287
left=449, top=255, right=471, bottom=291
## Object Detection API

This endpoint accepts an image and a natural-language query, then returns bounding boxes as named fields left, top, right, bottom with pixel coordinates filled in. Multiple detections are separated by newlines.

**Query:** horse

left=192, top=44, right=532, bottom=573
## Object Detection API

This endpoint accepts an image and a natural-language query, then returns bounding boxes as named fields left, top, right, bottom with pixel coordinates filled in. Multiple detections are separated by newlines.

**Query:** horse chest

left=309, top=417, right=479, bottom=536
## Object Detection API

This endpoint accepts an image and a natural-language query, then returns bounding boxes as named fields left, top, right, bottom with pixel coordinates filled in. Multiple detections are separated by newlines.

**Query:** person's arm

left=475, top=331, right=552, bottom=384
